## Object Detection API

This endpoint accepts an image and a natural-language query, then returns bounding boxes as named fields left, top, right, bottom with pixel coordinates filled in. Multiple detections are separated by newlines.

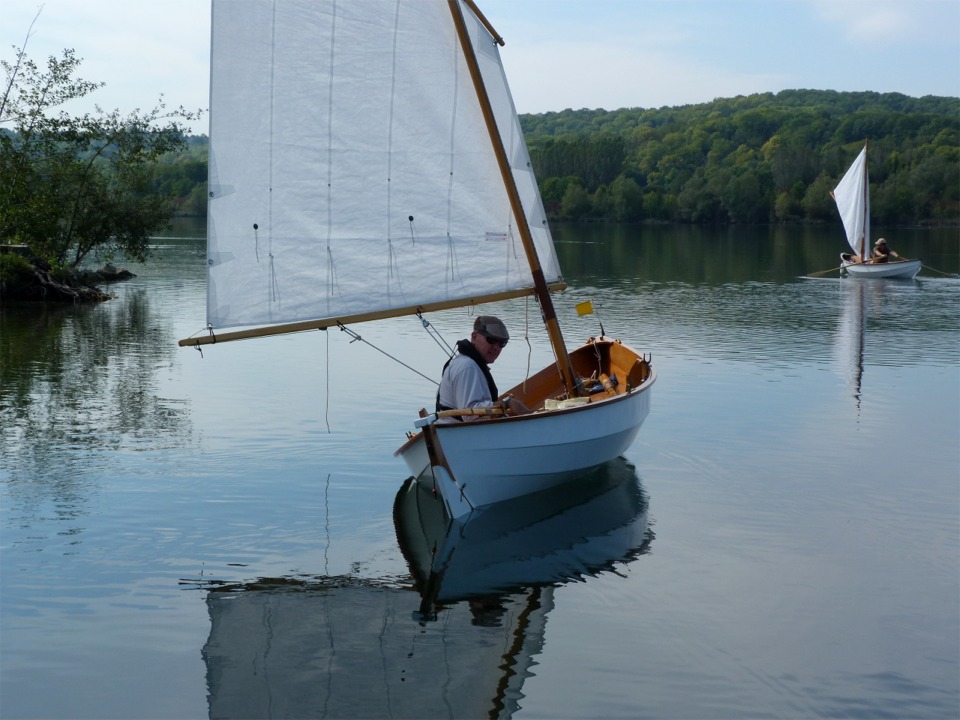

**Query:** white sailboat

left=832, top=143, right=922, bottom=280
left=179, top=0, right=656, bottom=518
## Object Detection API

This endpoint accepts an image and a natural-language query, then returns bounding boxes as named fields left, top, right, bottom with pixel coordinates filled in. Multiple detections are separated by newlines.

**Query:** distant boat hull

left=396, top=337, right=655, bottom=518
left=840, top=254, right=922, bottom=280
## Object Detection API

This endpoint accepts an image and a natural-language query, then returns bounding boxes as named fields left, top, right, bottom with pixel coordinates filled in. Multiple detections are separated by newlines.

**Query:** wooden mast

left=448, top=0, right=580, bottom=397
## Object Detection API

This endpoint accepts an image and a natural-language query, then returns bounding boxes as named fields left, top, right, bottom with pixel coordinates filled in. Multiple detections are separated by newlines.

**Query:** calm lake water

left=2, top=220, right=958, bottom=719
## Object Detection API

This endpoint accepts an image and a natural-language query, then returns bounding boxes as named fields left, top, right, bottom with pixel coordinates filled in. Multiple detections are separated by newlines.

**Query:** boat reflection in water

left=201, top=458, right=652, bottom=719
left=833, top=278, right=918, bottom=414
left=397, top=456, right=652, bottom=618
left=835, top=280, right=870, bottom=411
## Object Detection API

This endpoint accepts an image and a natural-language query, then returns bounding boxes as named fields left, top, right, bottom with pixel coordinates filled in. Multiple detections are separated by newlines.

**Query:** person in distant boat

left=870, top=238, right=900, bottom=263
left=436, top=315, right=531, bottom=422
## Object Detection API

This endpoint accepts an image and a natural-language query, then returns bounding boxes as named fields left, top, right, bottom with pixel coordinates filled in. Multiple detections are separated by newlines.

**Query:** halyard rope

left=336, top=322, right=439, bottom=385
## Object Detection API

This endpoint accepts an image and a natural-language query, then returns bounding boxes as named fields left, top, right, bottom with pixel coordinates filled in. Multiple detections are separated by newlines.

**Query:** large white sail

left=832, top=145, right=870, bottom=259
left=206, top=0, right=560, bottom=332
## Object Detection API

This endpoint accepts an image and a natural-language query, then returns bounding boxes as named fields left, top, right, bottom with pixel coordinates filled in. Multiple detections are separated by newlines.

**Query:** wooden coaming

left=504, top=337, right=650, bottom=411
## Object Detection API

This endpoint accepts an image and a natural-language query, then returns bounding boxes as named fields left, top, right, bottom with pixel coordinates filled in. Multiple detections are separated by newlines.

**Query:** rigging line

left=323, top=472, right=330, bottom=575
left=387, top=237, right=403, bottom=293
left=269, top=252, right=280, bottom=304
left=325, top=247, right=348, bottom=311
left=417, top=311, right=455, bottom=357
left=922, top=264, right=959, bottom=277
left=594, top=301, right=607, bottom=337
left=445, top=233, right=461, bottom=285
left=522, top=295, right=532, bottom=392
left=508, top=223, right=524, bottom=275
left=407, top=215, right=418, bottom=245
left=337, top=322, right=439, bottom=386
left=326, top=247, right=335, bottom=309
left=324, top=327, right=331, bottom=433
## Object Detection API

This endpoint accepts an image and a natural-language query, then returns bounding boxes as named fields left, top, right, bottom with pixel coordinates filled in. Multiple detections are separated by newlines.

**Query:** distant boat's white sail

left=206, top=0, right=559, bottom=332
left=832, top=145, right=870, bottom=259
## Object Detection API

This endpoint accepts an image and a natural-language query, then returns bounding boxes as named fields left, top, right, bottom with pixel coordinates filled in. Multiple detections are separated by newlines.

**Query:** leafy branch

left=1, top=19, right=203, bottom=270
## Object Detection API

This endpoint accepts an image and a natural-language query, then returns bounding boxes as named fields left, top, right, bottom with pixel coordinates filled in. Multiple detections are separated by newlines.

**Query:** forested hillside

left=522, top=90, right=959, bottom=225
left=159, top=90, right=958, bottom=226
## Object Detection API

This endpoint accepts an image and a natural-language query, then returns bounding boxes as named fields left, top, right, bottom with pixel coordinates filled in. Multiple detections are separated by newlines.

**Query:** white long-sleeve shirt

left=436, top=353, right=493, bottom=422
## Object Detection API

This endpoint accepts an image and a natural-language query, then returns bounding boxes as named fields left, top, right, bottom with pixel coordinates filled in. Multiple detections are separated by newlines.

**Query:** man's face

left=472, top=331, right=507, bottom=364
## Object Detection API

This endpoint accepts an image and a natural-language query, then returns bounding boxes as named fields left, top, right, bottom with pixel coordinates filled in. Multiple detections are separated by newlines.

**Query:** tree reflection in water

left=1, top=289, right=193, bottom=517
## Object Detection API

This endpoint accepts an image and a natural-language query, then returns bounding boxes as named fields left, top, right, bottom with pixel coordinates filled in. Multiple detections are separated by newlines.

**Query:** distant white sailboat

left=179, top=0, right=656, bottom=518
left=831, top=143, right=922, bottom=279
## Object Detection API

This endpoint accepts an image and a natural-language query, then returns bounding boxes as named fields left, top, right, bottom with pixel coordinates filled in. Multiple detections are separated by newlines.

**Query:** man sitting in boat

left=870, top=238, right=899, bottom=263
left=436, top=316, right=531, bottom=422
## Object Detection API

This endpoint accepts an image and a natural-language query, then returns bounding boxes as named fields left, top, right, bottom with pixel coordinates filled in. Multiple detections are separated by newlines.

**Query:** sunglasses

left=483, top=334, right=508, bottom=348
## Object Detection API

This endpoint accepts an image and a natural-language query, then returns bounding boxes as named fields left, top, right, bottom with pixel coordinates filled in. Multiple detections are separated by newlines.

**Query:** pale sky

left=4, top=0, right=959, bottom=134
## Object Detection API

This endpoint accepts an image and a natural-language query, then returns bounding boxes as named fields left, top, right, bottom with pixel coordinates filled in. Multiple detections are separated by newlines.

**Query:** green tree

left=608, top=175, right=644, bottom=222
left=773, top=181, right=806, bottom=222
left=540, top=175, right=577, bottom=216
left=559, top=181, right=591, bottom=220
left=802, top=173, right=837, bottom=221
left=1, top=41, right=201, bottom=269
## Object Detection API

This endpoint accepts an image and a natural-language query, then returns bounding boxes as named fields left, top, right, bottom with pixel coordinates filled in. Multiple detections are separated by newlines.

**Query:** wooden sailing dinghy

left=179, top=0, right=656, bottom=518
left=832, top=143, right=922, bottom=280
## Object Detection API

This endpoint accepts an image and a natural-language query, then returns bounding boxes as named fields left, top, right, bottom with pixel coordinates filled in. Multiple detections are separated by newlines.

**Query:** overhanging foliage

left=1, top=40, right=201, bottom=269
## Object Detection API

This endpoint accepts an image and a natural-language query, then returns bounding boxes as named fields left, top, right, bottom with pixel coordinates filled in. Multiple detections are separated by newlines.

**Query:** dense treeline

left=153, top=90, right=958, bottom=226
left=149, top=135, right=208, bottom=217
left=522, top=90, right=959, bottom=226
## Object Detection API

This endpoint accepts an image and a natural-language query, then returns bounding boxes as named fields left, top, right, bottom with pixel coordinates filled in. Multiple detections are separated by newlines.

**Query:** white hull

left=840, top=254, right=921, bottom=280
left=396, top=338, right=655, bottom=518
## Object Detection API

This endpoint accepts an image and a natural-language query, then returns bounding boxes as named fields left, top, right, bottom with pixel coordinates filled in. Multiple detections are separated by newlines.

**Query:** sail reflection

left=835, top=281, right=869, bottom=410
left=201, top=459, right=652, bottom=719
left=833, top=279, right=921, bottom=412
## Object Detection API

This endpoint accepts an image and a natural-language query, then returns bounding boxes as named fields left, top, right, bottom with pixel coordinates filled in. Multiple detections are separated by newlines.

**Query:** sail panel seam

left=386, top=0, right=403, bottom=306
left=326, top=2, right=338, bottom=313
left=268, top=1, right=279, bottom=311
